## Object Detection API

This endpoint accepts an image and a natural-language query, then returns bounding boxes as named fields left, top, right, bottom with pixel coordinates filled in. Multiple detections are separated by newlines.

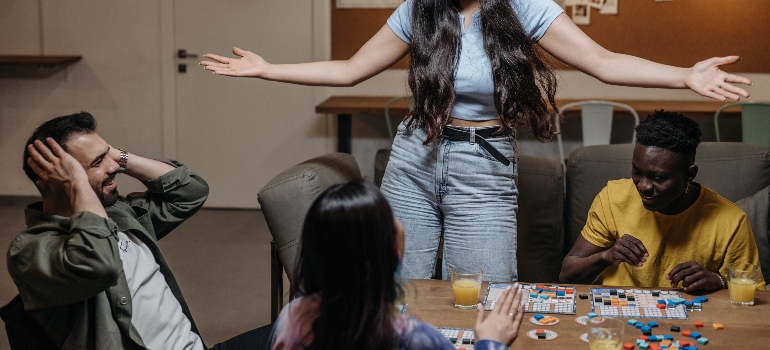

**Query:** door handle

left=177, top=49, right=199, bottom=59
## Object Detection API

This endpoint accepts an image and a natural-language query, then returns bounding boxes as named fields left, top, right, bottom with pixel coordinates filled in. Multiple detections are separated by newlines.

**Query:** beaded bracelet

left=715, top=273, right=727, bottom=290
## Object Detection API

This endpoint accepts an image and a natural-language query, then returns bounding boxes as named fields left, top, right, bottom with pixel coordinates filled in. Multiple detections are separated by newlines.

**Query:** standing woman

left=268, top=180, right=526, bottom=350
left=201, top=0, right=751, bottom=282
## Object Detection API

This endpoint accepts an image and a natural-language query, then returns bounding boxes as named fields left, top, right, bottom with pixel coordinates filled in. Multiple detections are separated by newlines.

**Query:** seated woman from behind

left=269, top=180, right=525, bottom=350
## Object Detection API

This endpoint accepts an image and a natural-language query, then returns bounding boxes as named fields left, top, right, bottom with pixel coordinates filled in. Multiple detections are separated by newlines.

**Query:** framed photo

left=572, top=4, right=590, bottom=25
left=588, top=0, right=604, bottom=10
left=600, top=0, right=618, bottom=15
left=336, top=0, right=403, bottom=8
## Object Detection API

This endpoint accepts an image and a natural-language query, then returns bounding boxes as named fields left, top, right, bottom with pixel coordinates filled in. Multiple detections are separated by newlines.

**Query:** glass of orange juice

left=727, top=262, right=760, bottom=306
left=586, top=316, right=624, bottom=350
left=450, top=265, right=483, bottom=309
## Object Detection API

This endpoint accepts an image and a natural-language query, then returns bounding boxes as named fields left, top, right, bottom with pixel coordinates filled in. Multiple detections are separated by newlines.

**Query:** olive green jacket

left=7, top=161, right=209, bottom=350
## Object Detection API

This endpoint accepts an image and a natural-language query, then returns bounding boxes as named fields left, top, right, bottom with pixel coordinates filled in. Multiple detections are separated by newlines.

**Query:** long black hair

left=407, top=0, right=559, bottom=143
left=294, top=180, right=402, bottom=350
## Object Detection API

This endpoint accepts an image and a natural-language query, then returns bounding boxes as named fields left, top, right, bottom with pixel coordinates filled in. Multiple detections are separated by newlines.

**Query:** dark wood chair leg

left=270, top=241, right=283, bottom=323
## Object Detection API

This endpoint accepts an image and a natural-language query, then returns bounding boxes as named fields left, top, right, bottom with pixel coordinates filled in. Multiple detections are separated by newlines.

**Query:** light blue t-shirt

left=387, top=0, right=563, bottom=121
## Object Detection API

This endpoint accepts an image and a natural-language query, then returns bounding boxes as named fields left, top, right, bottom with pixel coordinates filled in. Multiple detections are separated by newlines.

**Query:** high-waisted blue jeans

left=381, top=122, right=519, bottom=282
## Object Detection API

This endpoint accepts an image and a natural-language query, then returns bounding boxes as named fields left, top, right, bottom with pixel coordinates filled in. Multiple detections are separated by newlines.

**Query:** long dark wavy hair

left=294, top=180, right=403, bottom=350
left=407, top=0, right=559, bottom=143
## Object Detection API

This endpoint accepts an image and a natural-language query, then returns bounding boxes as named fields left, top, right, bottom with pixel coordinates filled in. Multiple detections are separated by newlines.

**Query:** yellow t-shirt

left=582, top=179, right=766, bottom=290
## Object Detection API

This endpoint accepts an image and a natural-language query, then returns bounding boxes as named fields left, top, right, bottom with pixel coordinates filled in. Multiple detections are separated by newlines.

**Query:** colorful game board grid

left=436, top=327, right=475, bottom=349
left=589, top=288, right=689, bottom=320
left=483, top=283, right=577, bottom=314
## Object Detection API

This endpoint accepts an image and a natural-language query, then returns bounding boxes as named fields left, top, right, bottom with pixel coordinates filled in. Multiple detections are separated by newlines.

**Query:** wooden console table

left=315, top=96, right=728, bottom=153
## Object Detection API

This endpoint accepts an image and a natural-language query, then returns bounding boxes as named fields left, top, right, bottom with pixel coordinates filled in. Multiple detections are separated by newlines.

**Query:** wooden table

left=315, top=96, right=728, bottom=153
left=403, top=279, right=770, bottom=349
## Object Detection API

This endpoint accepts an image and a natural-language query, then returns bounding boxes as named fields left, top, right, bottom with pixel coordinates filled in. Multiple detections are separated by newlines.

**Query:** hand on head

left=474, top=283, right=525, bottom=347
left=603, top=234, right=649, bottom=267
left=685, top=56, right=752, bottom=102
left=667, top=261, right=722, bottom=292
left=26, top=138, right=88, bottom=194
left=200, top=47, right=268, bottom=78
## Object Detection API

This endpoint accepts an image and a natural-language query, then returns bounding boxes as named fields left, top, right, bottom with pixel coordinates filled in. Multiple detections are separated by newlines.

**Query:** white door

left=172, top=0, right=330, bottom=208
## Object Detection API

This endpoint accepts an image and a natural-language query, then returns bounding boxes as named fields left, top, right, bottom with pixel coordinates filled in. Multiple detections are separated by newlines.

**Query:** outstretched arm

left=200, top=24, right=410, bottom=87
left=538, top=14, right=751, bottom=102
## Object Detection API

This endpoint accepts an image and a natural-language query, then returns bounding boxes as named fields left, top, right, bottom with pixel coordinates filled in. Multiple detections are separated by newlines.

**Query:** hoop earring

left=685, top=182, right=689, bottom=194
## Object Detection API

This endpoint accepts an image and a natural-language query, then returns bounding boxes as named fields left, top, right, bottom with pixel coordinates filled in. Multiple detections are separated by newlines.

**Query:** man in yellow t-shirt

left=560, top=111, right=765, bottom=292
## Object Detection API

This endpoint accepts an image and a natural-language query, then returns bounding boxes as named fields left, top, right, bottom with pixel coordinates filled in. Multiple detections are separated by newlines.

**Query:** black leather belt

left=441, top=127, right=511, bottom=166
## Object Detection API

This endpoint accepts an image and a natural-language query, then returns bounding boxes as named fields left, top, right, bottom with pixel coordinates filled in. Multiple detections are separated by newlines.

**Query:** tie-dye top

left=268, top=294, right=506, bottom=350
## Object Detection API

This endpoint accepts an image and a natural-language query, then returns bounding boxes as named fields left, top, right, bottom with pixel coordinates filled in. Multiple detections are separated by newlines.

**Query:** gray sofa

left=259, top=142, right=770, bottom=318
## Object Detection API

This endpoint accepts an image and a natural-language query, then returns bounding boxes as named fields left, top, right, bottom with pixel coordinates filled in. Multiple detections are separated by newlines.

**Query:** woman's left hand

left=684, top=56, right=751, bottom=102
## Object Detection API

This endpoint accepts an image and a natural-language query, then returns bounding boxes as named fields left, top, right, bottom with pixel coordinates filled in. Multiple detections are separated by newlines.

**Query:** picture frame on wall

left=572, top=4, right=590, bottom=25
left=336, top=0, right=403, bottom=8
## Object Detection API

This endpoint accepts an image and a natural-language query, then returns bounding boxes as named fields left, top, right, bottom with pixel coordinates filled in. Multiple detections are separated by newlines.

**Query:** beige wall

left=1, top=0, right=768, bottom=202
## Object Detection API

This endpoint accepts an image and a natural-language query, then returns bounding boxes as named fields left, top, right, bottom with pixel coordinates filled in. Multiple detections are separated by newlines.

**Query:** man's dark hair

left=635, top=110, right=701, bottom=162
left=23, top=112, right=97, bottom=184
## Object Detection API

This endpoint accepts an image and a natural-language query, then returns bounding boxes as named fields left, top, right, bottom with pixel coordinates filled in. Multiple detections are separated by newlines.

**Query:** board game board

left=589, top=288, right=688, bottom=319
left=436, top=327, right=476, bottom=349
left=483, top=283, right=577, bottom=314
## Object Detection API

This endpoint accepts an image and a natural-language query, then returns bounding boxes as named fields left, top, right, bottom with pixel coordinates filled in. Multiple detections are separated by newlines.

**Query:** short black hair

left=23, top=112, right=97, bottom=184
left=635, top=110, right=701, bottom=162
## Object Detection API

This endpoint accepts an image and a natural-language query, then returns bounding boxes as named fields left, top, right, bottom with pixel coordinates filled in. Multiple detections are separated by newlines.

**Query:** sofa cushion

left=566, top=142, right=770, bottom=247
left=735, top=186, right=770, bottom=282
left=516, top=154, right=564, bottom=283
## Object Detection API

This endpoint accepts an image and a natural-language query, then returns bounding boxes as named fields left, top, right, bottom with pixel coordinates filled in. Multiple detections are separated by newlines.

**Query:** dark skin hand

left=560, top=234, right=649, bottom=284
left=604, top=235, right=649, bottom=267
left=667, top=261, right=723, bottom=292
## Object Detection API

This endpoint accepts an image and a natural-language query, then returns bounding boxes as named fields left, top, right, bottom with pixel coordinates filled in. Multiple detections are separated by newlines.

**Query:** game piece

left=682, top=330, right=691, bottom=337
left=663, top=335, right=673, bottom=340
left=693, top=321, right=703, bottom=328
left=712, top=322, right=723, bottom=330
left=636, top=323, right=645, bottom=329
left=534, top=314, right=544, bottom=320
left=680, top=341, right=690, bottom=347
left=661, top=340, right=671, bottom=346
left=689, top=332, right=701, bottom=339
left=682, top=346, right=698, bottom=350
left=639, top=343, right=649, bottom=349
left=652, top=290, right=660, bottom=296
left=579, top=293, right=588, bottom=299
left=628, top=319, right=638, bottom=326
left=526, top=329, right=558, bottom=340
left=639, top=335, right=649, bottom=341
left=530, top=315, right=560, bottom=326
left=642, top=326, right=652, bottom=335
left=484, top=284, right=576, bottom=314
left=648, top=321, right=659, bottom=328
left=587, top=312, right=598, bottom=318
left=624, top=343, right=635, bottom=350
left=671, top=325, right=680, bottom=332
left=696, top=338, right=708, bottom=345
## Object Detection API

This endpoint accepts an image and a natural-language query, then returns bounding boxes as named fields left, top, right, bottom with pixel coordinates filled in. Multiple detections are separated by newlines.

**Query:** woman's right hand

left=474, top=284, right=525, bottom=346
left=200, top=47, right=268, bottom=78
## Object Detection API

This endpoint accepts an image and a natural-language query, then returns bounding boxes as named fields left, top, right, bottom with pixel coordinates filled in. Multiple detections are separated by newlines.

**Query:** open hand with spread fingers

left=200, top=47, right=268, bottom=78
left=474, top=283, right=525, bottom=347
left=684, top=56, right=752, bottom=102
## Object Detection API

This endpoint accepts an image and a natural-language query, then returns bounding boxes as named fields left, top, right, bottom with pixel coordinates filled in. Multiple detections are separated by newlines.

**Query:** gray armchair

left=258, top=153, right=362, bottom=321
